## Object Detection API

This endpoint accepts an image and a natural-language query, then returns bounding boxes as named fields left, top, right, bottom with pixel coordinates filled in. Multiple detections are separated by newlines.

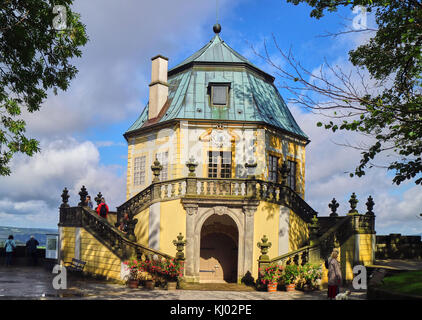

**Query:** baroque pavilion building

left=58, top=24, right=376, bottom=285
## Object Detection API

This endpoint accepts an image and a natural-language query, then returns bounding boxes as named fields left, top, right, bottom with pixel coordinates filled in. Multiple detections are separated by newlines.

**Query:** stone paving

left=0, top=266, right=367, bottom=300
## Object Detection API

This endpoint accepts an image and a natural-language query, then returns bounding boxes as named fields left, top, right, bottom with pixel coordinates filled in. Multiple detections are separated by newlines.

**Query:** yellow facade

left=134, top=207, right=149, bottom=247
left=252, top=201, right=280, bottom=278
left=60, top=227, right=123, bottom=281
left=289, top=210, right=309, bottom=251
left=159, top=200, right=186, bottom=256
left=60, top=227, right=76, bottom=264
left=79, top=229, right=122, bottom=281
left=340, top=236, right=355, bottom=281
left=358, top=233, right=374, bottom=265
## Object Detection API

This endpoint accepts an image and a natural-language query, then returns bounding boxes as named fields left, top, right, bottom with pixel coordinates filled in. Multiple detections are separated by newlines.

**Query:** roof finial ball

left=213, top=23, right=221, bottom=34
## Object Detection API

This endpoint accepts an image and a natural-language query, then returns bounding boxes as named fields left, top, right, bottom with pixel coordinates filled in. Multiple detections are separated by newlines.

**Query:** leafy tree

left=0, top=0, right=88, bottom=175
left=261, top=0, right=421, bottom=185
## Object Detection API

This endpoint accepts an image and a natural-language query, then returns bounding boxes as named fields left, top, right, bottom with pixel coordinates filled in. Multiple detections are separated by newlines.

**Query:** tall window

left=268, top=155, right=279, bottom=183
left=208, top=151, right=232, bottom=178
left=133, top=156, right=146, bottom=186
left=156, top=151, right=169, bottom=181
left=287, top=160, right=297, bottom=191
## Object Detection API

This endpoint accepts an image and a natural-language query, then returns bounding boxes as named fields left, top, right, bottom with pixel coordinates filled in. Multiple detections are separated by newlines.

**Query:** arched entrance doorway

left=199, top=214, right=238, bottom=283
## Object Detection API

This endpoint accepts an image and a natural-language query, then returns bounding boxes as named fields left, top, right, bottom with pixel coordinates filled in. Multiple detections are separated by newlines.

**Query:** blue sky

left=0, top=0, right=421, bottom=236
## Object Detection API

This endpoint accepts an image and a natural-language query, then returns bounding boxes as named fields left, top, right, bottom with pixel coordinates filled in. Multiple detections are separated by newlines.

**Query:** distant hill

left=0, top=226, right=58, bottom=247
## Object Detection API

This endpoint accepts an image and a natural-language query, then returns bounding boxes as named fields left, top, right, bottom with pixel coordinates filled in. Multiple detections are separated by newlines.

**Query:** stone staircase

left=59, top=206, right=174, bottom=262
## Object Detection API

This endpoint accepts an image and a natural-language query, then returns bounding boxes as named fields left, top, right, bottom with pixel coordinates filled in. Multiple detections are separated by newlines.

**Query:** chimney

left=148, top=55, right=169, bottom=120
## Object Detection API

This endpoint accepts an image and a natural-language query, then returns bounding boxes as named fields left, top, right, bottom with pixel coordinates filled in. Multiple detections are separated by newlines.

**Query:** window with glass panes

left=212, top=86, right=228, bottom=105
left=156, top=151, right=168, bottom=181
left=133, top=156, right=146, bottom=186
left=268, top=155, right=279, bottom=183
left=287, top=160, right=297, bottom=191
left=208, top=151, right=232, bottom=178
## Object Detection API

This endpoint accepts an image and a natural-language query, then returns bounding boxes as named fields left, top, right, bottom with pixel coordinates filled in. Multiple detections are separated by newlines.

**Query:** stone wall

left=376, top=234, right=422, bottom=259
left=0, top=245, right=45, bottom=266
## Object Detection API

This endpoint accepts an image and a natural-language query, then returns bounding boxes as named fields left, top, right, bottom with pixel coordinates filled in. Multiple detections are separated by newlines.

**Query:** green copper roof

left=126, top=34, right=308, bottom=140
left=169, top=35, right=259, bottom=72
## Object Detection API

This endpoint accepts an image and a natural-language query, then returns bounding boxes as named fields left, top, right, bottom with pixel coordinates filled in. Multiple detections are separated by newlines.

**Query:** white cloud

left=291, top=102, right=422, bottom=236
left=0, top=138, right=126, bottom=228
left=23, top=0, right=239, bottom=140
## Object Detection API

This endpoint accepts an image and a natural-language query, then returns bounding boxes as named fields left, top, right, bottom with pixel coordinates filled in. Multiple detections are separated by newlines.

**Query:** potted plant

left=138, top=260, right=156, bottom=290
left=123, top=259, right=140, bottom=288
left=161, top=258, right=184, bottom=290
left=297, top=263, right=323, bottom=291
left=259, top=263, right=283, bottom=292
left=282, top=264, right=300, bottom=291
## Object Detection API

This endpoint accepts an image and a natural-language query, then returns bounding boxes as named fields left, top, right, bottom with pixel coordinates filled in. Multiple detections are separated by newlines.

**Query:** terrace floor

left=0, top=265, right=369, bottom=300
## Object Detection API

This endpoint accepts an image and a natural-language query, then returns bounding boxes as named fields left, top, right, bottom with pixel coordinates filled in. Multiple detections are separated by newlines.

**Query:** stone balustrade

left=59, top=206, right=174, bottom=262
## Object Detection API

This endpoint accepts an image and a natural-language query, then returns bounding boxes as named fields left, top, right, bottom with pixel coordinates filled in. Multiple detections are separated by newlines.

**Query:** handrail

left=269, top=215, right=354, bottom=266
left=82, top=207, right=174, bottom=260
left=59, top=206, right=174, bottom=261
left=116, top=176, right=317, bottom=223
left=270, top=245, right=316, bottom=264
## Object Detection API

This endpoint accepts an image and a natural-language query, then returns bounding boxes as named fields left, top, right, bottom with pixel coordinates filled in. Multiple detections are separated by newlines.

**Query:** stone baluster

left=171, top=183, right=176, bottom=198
left=178, top=182, right=183, bottom=196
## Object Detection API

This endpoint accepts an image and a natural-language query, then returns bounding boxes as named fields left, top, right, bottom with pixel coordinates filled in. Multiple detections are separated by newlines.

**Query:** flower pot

left=127, top=279, right=139, bottom=289
left=167, top=281, right=177, bottom=290
left=286, top=283, right=296, bottom=292
left=267, top=282, right=277, bottom=293
left=145, top=280, right=155, bottom=290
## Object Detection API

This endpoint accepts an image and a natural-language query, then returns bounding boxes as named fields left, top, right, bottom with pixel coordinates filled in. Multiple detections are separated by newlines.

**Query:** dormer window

left=208, top=82, right=231, bottom=107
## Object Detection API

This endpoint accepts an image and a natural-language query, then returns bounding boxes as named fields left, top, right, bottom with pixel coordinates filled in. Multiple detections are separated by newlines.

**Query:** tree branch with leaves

left=0, top=0, right=88, bottom=175
left=257, top=0, right=421, bottom=186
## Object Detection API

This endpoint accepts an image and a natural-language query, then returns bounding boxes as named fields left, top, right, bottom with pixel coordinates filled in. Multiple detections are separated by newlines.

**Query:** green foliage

left=287, top=0, right=422, bottom=186
left=295, top=263, right=323, bottom=290
left=0, top=0, right=88, bottom=175
left=280, top=264, right=301, bottom=285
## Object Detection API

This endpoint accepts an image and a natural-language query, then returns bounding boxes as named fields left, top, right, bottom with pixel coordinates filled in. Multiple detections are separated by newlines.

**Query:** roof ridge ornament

left=213, top=23, right=221, bottom=34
